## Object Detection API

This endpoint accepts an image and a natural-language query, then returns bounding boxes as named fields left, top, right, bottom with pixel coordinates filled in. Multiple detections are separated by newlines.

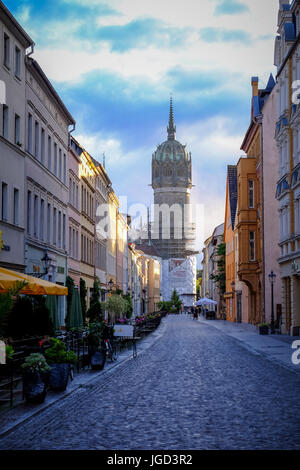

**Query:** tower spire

left=167, top=95, right=176, bottom=140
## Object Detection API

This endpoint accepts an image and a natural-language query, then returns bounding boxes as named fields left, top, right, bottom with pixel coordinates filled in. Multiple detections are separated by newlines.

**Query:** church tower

left=151, top=98, right=195, bottom=259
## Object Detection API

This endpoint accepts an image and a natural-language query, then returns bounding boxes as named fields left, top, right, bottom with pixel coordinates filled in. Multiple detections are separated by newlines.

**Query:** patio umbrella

left=45, top=295, right=60, bottom=331
left=195, top=298, right=217, bottom=306
left=0, top=267, right=68, bottom=296
left=68, top=287, right=83, bottom=328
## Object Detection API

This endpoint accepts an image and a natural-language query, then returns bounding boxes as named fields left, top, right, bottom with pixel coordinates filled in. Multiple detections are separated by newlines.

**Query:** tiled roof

left=227, top=165, right=238, bottom=231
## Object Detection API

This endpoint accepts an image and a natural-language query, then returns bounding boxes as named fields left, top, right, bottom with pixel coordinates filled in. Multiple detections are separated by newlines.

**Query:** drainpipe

left=254, top=113, right=265, bottom=324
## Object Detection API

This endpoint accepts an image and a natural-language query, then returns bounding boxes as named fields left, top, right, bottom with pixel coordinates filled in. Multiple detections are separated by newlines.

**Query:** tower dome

left=152, top=97, right=191, bottom=189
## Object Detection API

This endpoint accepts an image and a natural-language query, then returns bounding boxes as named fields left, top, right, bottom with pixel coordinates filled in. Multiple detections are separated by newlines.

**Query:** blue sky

left=4, top=0, right=279, bottom=256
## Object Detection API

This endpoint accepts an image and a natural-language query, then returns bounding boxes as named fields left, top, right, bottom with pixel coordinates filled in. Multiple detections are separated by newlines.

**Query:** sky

left=4, top=0, right=279, bottom=261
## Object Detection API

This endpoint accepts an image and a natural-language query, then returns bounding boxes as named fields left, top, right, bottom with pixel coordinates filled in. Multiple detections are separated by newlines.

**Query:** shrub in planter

left=21, top=353, right=51, bottom=404
left=259, top=323, right=269, bottom=335
left=88, top=322, right=106, bottom=370
left=44, top=338, right=77, bottom=392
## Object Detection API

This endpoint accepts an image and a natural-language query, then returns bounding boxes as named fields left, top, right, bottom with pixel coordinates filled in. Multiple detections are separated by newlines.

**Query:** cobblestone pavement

left=0, top=315, right=300, bottom=450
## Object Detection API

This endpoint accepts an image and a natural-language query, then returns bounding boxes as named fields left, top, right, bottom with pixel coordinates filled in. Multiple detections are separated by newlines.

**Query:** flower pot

left=259, top=325, right=269, bottom=335
left=90, top=350, right=106, bottom=371
left=49, top=363, right=70, bottom=391
left=22, top=370, right=47, bottom=404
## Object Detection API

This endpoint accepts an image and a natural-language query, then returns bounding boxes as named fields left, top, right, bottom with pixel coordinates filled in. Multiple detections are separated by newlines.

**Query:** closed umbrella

left=69, top=287, right=83, bottom=328
left=45, top=295, right=60, bottom=331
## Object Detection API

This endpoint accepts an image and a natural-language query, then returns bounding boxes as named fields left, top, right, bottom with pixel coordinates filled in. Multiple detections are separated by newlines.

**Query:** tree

left=65, top=276, right=75, bottom=327
left=210, top=242, right=226, bottom=295
left=86, top=278, right=103, bottom=324
left=0, top=281, right=28, bottom=338
left=79, top=278, right=87, bottom=324
left=170, top=289, right=182, bottom=313
left=123, top=293, right=133, bottom=319
left=103, top=295, right=127, bottom=323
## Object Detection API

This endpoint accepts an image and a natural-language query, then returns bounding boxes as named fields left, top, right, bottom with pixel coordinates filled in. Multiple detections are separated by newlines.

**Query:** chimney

left=251, top=76, right=259, bottom=97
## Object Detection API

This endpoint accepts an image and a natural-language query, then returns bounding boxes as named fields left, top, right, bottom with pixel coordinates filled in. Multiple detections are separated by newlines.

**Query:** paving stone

left=0, top=315, right=300, bottom=450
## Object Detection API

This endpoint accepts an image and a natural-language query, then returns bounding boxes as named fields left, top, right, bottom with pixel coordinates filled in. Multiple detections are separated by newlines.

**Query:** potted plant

left=88, top=322, right=106, bottom=371
left=258, top=323, right=269, bottom=335
left=21, top=353, right=51, bottom=404
left=44, top=338, right=77, bottom=391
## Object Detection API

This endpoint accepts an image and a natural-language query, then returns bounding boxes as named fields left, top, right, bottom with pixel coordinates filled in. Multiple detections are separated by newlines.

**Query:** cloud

left=214, top=0, right=249, bottom=16
left=78, top=18, right=192, bottom=52
left=199, top=27, right=252, bottom=44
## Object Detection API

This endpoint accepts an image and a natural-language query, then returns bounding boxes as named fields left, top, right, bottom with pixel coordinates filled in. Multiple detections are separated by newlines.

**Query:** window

left=63, top=154, right=66, bottom=184
left=3, top=33, right=10, bottom=68
left=41, top=129, right=45, bottom=164
left=63, top=214, right=66, bottom=249
left=53, top=208, right=57, bottom=245
left=34, top=121, right=39, bottom=159
left=69, top=227, right=72, bottom=257
left=34, top=195, right=38, bottom=237
left=28, top=113, right=32, bottom=153
left=2, top=105, right=8, bottom=139
left=58, top=211, right=62, bottom=248
left=14, top=114, right=20, bottom=145
left=27, top=191, right=31, bottom=234
left=54, top=143, right=57, bottom=175
left=249, top=231, right=255, bottom=261
left=13, top=188, right=19, bottom=225
left=40, top=199, right=44, bottom=240
left=1, top=183, right=8, bottom=221
left=47, top=203, right=51, bottom=242
left=48, top=136, right=51, bottom=170
left=14, top=46, right=21, bottom=79
left=59, top=149, right=62, bottom=180
left=248, top=180, right=254, bottom=208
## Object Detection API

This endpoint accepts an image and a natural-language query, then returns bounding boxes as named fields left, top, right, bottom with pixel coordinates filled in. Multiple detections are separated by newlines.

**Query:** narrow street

left=1, top=315, right=300, bottom=450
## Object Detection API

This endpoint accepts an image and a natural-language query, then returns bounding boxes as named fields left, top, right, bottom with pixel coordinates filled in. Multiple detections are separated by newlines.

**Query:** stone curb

left=0, top=318, right=167, bottom=439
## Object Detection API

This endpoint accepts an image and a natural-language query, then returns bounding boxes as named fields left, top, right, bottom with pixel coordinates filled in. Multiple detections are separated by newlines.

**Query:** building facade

left=0, top=2, right=34, bottom=272
left=274, top=0, right=300, bottom=334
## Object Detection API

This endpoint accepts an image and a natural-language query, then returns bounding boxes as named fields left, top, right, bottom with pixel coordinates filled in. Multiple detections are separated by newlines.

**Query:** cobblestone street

left=1, top=315, right=300, bottom=450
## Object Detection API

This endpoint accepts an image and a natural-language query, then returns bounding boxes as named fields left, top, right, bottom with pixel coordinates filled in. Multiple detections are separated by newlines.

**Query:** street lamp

left=108, top=279, right=114, bottom=292
left=28, top=251, right=51, bottom=278
left=268, top=271, right=276, bottom=334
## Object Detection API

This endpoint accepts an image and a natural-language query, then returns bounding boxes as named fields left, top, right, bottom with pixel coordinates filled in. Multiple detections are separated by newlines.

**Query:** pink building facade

left=262, top=83, right=281, bottom=324
left=68, top=137, right=81, bottom=287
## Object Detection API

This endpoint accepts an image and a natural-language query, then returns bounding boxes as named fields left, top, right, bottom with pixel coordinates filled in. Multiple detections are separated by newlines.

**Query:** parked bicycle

left=104, top=337, right=118, bottom=362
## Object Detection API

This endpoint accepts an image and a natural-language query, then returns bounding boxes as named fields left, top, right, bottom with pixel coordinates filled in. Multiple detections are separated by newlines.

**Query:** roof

left=227, top=165, right=238, bottom=230
left=27, top=58, right=75, bottom=126
left=0, top=1, right=34, bottom=48
left=129, top=240, right=161, bottom=259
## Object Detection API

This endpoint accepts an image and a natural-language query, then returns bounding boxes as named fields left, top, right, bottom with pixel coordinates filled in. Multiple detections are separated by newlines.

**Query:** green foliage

left=6, top=296, right=54, bottom=339
left=91, top=278, right=101, bottom=305
left=103, top=294, right=127, bottom=322
left=0, top=281, right=28, bottom=337
left=210, top=242, right=226, bottom=295
left=170, top=289, right=182, bottom=313
left=157, top=301, right=173, bottom=312
left=5, top=344, right=14, bottom=360
left=123, top=293, right=133, bottom=319
left=44, top=338, right=78, bottom=365
left=87, top=301, right=103, bottom=324
left=65, top=276, right=75, bottom=327
left=21, top=353, right=51, bottom=373
left=79, top=278, right=87, bottom=323
left=86, top=278, right=103, bottom=323
left=88, top=321, right=105, bottom=348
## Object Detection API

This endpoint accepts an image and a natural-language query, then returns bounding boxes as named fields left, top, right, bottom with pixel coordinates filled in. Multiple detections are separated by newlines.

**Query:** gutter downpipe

left=254, top=113, right=265, bottom=324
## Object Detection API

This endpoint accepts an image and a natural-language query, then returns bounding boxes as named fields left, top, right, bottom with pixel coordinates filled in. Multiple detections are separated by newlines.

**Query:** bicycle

left=104, top=338, right=118, bottom=362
